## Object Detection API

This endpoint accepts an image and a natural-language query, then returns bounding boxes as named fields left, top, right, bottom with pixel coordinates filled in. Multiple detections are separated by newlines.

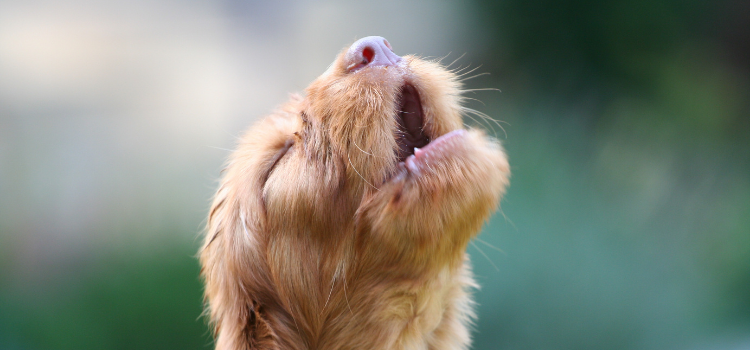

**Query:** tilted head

left=302, top=36, right=465, bottom=190
left=201, top=36, right=509, bottom=350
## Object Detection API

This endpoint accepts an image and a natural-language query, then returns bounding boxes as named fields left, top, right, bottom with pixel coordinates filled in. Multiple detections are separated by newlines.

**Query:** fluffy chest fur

left=200, top=36, right=510, bottom=350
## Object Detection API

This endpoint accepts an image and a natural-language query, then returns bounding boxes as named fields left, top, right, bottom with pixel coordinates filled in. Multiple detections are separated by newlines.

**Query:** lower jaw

left=397, top=129, right=468, bottom=177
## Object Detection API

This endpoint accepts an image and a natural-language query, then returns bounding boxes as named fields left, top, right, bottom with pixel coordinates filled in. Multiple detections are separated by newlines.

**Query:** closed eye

left=263, top=138, right=294, bottom=185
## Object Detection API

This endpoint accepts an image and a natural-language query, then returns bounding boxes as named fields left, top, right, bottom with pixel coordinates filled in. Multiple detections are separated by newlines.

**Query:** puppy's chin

left=200, top=36, right=509, bottom=350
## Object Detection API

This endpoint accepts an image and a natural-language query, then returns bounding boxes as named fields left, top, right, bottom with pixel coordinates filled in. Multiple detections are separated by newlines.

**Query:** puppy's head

left=302, top=36, right=464, bottom=189
left=202, top=36, right=509, bottom=350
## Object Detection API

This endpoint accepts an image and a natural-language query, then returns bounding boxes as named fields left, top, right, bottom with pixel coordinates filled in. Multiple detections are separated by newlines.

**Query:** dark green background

left=1, top=0, right=748, bottom=349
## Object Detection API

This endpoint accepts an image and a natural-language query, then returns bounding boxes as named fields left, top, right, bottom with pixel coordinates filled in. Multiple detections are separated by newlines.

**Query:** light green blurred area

left=1, top=1, right=748, bottom=349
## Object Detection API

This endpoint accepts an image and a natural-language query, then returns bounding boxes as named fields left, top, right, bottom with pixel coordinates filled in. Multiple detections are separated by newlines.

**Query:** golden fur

left=200, top=39, right=510, bottom=350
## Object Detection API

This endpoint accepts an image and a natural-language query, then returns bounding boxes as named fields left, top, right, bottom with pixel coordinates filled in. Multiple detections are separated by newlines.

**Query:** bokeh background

left=1, top=0, right=748, bottom=349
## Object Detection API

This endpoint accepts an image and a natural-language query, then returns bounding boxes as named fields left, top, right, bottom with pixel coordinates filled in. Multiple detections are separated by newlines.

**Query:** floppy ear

left=200, top=188, right=277, bottom=350
left=200, top=99, right=303, bottom=350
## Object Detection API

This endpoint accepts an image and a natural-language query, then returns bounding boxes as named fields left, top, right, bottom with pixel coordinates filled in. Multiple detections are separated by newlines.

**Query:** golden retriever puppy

left=200, top=36, right=510, bottom=350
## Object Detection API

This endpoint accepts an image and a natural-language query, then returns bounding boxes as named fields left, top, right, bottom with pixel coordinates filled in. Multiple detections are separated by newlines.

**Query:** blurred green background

left=1, top=0, right=748, bottom=349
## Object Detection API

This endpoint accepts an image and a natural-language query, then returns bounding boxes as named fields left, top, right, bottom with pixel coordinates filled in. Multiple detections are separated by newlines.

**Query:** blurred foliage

left=1, top=0, right=749, bottom=349
left=0, top=241, right=211, bottom=349
left=464, top=0, right=750, bottom=349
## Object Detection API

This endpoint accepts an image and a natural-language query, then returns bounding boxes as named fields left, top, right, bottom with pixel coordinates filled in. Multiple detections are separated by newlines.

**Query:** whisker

left=461, top=106, right=492, bottom=120
left=461, top=111, right=494, bottom=136
left=207, top=146, right=234, bottom=152
left=461, top=96, right=486, bottom=106
left=498, top=208, right=518, bottom=232
left=352, top=138, right=388, bottom=159
left=343, top=275, right=354, bottom=315
left=452, top=64, right=474, bottom=75
left=219, top=127, right=242, bottom=141
left=475, top=237, right=506, bottom=255
left=433, top=51, right=452, bottom=64
left=460, top=107, right=498, bottom=137
left=459, top=72, right=491, bottom=82
left=321, top=265, right=341, bottom=315
left=470, top=241, right=500, bottom=272
left=455, top=65, right=484, bottom=78
left=460, top=88, right=502, bottom=93
left=461, top=107, right=508, bottom=139
left=347, top=152, right=380, bottom=191
left=445, top=53, right=466, bottom=69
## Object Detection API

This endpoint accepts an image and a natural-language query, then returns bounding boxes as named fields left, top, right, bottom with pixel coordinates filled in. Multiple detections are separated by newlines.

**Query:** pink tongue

left=406, top=129, right=467, bottom=175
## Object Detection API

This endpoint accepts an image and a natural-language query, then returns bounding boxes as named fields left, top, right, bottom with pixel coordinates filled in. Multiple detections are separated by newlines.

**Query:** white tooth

left=414, top=147, right=423, bottom=157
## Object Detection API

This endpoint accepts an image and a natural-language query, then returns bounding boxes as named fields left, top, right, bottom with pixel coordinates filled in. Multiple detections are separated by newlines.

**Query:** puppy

left=200, top=36, right=510, bottom=350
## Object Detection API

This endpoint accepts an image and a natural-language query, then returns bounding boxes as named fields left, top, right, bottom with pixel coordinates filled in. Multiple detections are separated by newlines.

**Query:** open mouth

left=395, top=84, right=430, bottom=162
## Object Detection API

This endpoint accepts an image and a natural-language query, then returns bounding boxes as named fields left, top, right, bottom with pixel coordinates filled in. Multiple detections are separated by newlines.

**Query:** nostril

left=362, top=47, right=375, bottom=64
left=346, top=36, right=402, bottom=73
